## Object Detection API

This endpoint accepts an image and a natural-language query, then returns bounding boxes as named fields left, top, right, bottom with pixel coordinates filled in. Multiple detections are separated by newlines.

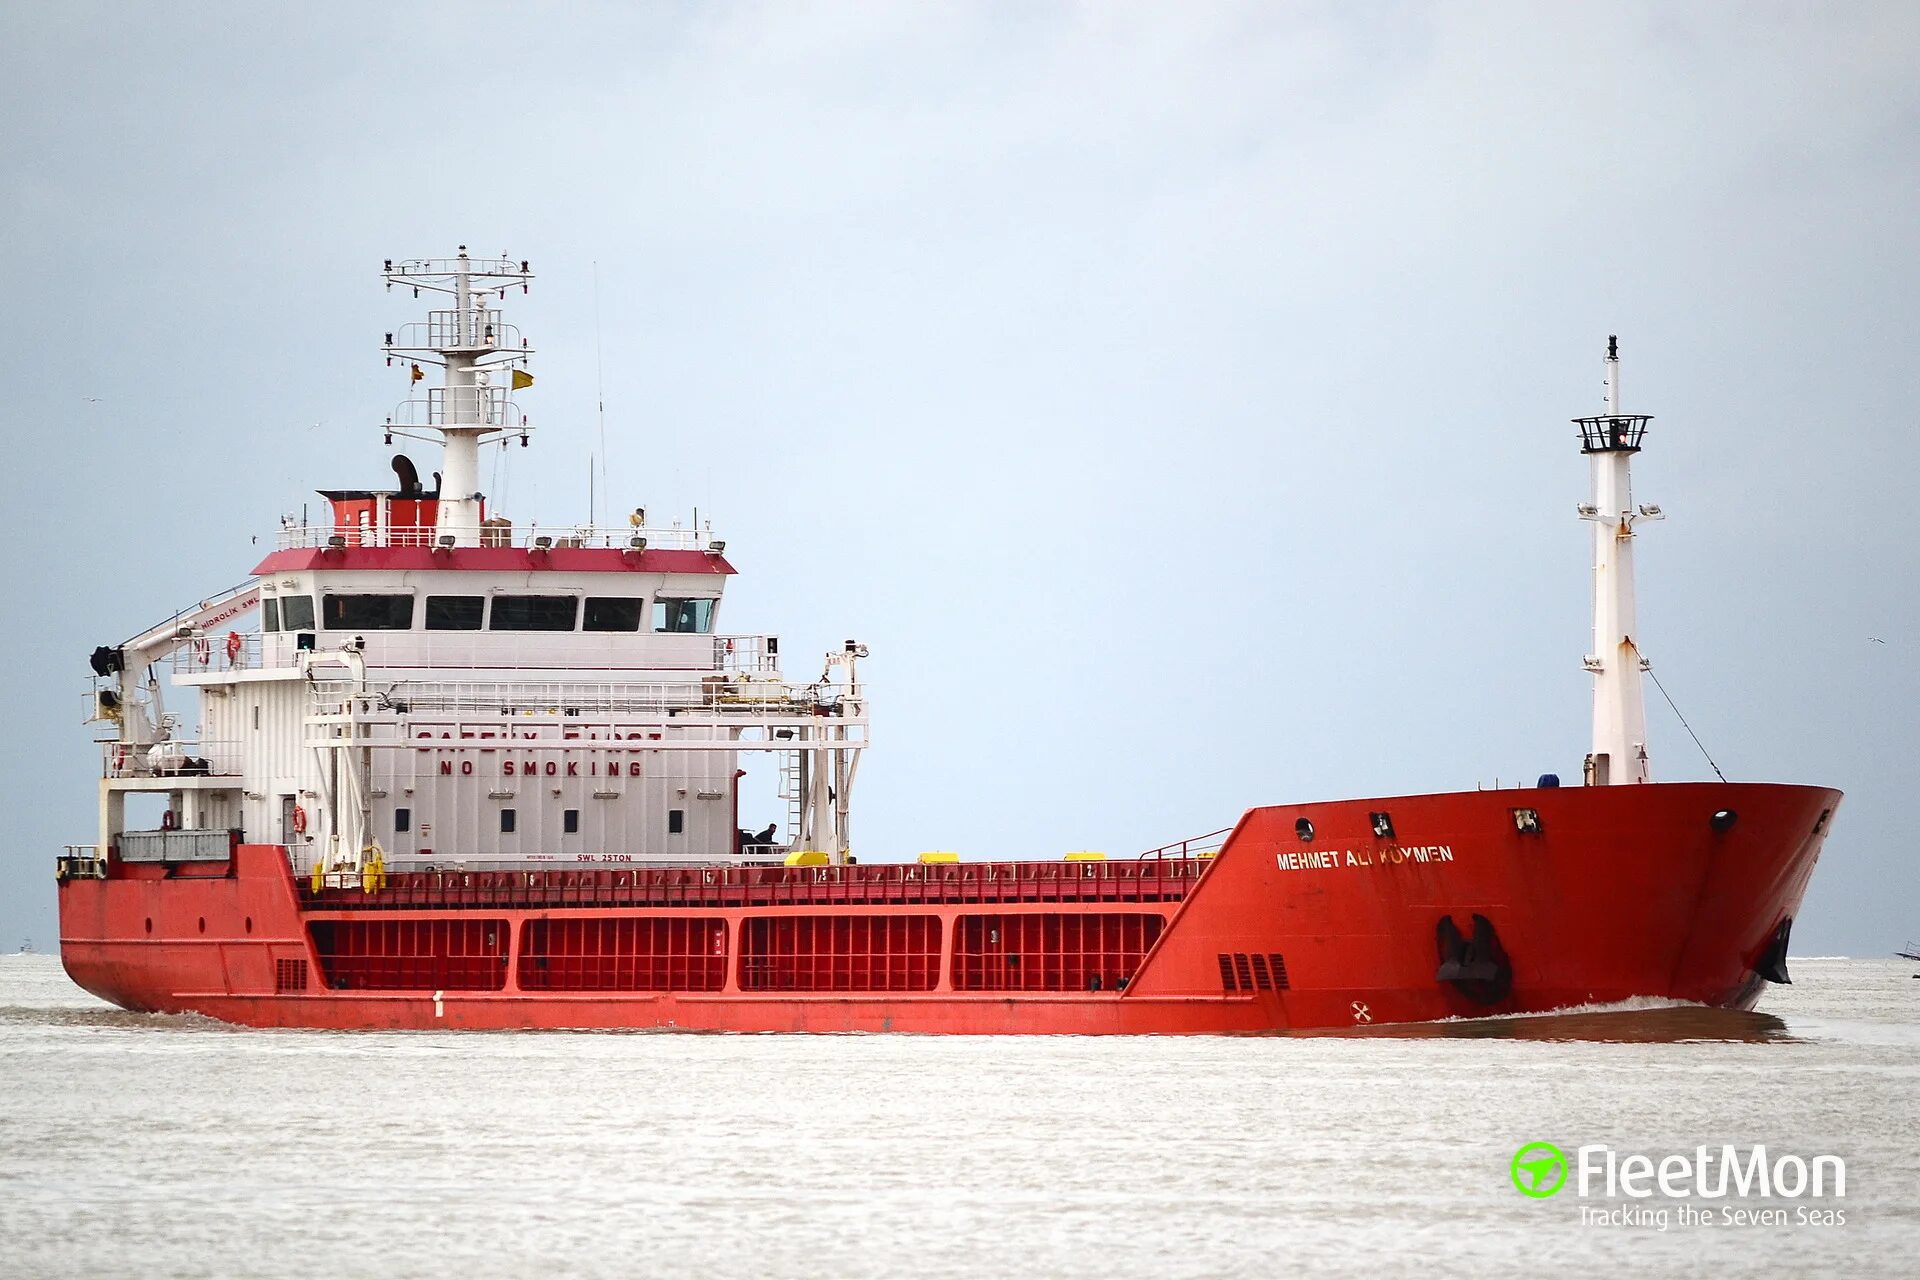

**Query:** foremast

left=1576, top=336, right=1661, bottom=786
left=381, top=248, right=536, bottom=546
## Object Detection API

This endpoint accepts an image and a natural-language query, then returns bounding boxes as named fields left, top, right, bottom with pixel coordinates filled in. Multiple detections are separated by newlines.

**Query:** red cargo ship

left=57, top=254, right=1838, bottom=1032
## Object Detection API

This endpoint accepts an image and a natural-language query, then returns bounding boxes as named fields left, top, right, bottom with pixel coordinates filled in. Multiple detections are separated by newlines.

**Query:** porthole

left=1295, top=818, right=1314, bottom=842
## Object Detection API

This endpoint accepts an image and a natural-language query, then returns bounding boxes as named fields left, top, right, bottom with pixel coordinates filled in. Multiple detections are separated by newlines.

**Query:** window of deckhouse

left=321, top=594, right=413, bottom=630
left=652, top=598, right=715, bottom=634
left=425, top=596, right=485, bottom=630
left=279, top=595, right=316, bottom=631
left=584, top=597, right=645, bottom=632
left=262, top=598, right=280, bottom=632
left=490, top=595, right=578, bottom=631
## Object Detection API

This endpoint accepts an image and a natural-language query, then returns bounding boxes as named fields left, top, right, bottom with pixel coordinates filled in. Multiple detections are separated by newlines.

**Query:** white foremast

left=1577, top=336, right=1660, bottom=786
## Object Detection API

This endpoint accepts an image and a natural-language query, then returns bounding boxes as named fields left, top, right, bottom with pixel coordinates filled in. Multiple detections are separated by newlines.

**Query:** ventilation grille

left=1218, top=952, right=1290, bottom=992
left=274, top=958, right=308, bottom=993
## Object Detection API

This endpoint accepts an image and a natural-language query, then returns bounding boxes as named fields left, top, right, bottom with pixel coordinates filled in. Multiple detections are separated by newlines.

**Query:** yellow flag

left=511, top=368, right=535, bottom=390
left=409, top=363, right=424, bottom=383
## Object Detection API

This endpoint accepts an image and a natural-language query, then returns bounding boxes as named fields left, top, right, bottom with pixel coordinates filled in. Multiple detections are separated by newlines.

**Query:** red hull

left=58, top=782, right=1838, bottom=1033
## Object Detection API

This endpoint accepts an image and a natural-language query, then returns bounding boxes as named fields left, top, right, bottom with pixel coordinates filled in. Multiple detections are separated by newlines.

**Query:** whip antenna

left=593, top=260, right=608, bottom=527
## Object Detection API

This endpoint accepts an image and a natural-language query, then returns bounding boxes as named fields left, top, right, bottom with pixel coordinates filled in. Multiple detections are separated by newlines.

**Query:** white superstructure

left=1577, top=336, right=1660, bottom=786
left=86, top=250, right=869, bottom=879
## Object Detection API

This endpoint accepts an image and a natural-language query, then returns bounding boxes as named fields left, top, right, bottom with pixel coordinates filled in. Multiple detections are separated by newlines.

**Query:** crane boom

left=88, top=578, right=260, bottom=745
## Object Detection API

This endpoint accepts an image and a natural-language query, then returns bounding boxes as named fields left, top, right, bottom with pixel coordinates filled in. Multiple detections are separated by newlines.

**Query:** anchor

left=1753, top=917, right=1794, bottom=985
left=1434, top=912, right=1513, bottom=1005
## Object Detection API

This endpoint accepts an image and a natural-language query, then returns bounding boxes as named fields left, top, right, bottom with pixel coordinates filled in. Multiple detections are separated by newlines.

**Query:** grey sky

left=2, top=2, right=1915, bottom=955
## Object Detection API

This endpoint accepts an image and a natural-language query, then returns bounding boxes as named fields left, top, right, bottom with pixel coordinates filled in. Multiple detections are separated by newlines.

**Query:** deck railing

left=273, top=521, right=719, bottom=552
left=1135, top=828, right=1233, bottom=860
left=101, top=739, right=242, bottom=780
left=297, top=856, right=1214, bottom=913
left=173, top=632, right=775, bottom=679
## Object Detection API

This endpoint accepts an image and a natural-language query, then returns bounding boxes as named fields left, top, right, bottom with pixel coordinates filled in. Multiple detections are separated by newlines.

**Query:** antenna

left=593, top=260, right=608, bottom=528
left=381, top=250, right=536, bottom=546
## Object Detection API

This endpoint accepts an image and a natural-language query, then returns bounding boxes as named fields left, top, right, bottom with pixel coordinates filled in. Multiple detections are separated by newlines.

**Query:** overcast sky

left=2, top=2, right=1915, bottom=955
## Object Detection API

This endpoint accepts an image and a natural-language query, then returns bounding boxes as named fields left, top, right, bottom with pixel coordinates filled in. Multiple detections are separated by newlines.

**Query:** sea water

left=0, top=955, right=1914, bottom=1277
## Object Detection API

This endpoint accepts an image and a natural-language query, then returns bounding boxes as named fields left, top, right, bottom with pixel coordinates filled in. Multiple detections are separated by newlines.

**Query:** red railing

left=297, top=857, right=1213, bottom=913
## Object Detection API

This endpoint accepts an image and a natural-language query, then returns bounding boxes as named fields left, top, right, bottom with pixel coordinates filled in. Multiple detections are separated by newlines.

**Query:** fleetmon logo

left=1511, top=1142, right=1569, bottom=1198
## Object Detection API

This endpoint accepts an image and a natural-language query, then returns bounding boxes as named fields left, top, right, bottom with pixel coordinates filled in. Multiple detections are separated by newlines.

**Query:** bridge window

left=653, top=598, right=715, bottom=634
left=280, top=595, right=315, bottom=632
left=490, top=595, right=577, bottom=631
left=262, top=599, right=280, bottom=632
left=584, top=597, right=645, bottom=632
left=322, top=593, right=412, bottom=630
left=425, top=595, right=484, bottom=630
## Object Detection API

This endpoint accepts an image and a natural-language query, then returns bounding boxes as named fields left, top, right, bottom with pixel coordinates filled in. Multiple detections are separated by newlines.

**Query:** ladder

left=778, top=750, right=805, bottom=845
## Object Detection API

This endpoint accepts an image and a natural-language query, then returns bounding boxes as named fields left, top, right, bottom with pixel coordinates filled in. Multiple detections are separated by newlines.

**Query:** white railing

left=716, top=635, right=780, bottom=675
left=386, top=311, right=525, bottom=352
left=311, top=674, right=863, bottom=722
left=387, top=255, right=525, bottom=279
left=273, top=521, right=719, bottom=552
left=388, top=387, right=525, bottom=430
left=171, top=632, right=263, bottom=674
left=176, top=631, right=735, bottom=677
left=101, top=739, right=242, bottom=779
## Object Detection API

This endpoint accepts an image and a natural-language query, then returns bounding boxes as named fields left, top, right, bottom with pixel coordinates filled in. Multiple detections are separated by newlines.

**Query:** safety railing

left=314, top=675, right=862, bottom=723
left=716, top=634, right=780, bottom=675
left=55, top=846, right=106, bottom=881
left=173, top=632, right=767, bottom=684
left=295, top=856, right=1214, bottom=913
left=101, top=739, right=242, bottom=780
left=171, top=632, right=262, bottom=674
left=386, top=311, right=524, bottom=352
left=273, top=521, right=718, bottom=552
left=388, top=386, right=525, bottom=430
left=1136, top=828, right=1233, bottom=861
left=120, top=829, right=237, bottom=864
left=387, top=255, right=526, bottom=279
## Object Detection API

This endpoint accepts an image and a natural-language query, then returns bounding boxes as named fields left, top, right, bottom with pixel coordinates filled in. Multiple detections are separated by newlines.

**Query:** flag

left=409, top=363, right=424, bottom=383
left=511, top=368, right=535, bottom=390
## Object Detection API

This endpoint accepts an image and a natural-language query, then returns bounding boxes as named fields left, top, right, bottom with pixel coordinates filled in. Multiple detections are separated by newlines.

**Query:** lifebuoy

left=225, top=631, right=243, bottom=664
left=160, top=810, right=176, bottom=831
left=291, top=804, right=308, bottom=835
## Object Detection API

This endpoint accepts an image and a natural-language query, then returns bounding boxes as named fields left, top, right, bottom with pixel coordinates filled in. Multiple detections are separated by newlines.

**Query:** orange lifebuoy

left=291, top=804, right=309, bottom=834
left=225, top=630, right=243, bottom=664
left=161, top=810, right=176, bottom=831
